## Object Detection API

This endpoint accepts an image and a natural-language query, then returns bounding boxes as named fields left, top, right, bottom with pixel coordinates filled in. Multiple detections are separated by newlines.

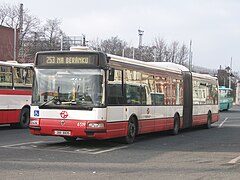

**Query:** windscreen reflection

left=32, top=69, right=105, bottom=109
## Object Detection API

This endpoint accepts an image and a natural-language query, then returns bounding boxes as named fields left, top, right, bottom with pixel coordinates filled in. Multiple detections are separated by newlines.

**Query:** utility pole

left=82, top=34, right=87, bottom=46
left=229, top=57, right=232, bottom=89
left=153, top=47, right=157, bottom=62
left=19, top=4, right=23, bottom=33
left=18, top=3, right=24, bottom=62
left=60, top=35, right=63, bottom=51
left=132, top=47, right=135, bottom=59
left=138, top=29, right=144, bottom=48
left=13, top=28, right=17, bottom=61
left=188, top=40, right=192, bottom=71
left=122, top=48, right=125, bottom=57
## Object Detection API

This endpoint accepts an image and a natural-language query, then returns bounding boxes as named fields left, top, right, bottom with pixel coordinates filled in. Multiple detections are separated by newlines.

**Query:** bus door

left=0, top=102, right=9, bottom=124
left=107, top=69, right=126, bottom=136
left=182, top=71, right=193, bottom=128
left=0, top=65, right=12, bottom=123
left=140, top=84, right=155, bottom=133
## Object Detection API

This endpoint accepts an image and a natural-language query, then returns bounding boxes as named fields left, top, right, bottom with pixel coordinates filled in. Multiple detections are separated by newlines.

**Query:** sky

left=4, top=0, right=240, bottom=72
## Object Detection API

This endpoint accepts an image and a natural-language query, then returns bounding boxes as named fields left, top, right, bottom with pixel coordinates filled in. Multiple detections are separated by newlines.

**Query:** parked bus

left=0, top=61, right=33, bottom=128
left=219, top=86, right=233, bottom=111
left=29, top=47, right=219, bottom=143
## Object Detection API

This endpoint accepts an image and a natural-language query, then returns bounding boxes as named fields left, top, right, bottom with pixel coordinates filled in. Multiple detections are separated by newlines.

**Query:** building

left=0, top=25, right=18, bottom=61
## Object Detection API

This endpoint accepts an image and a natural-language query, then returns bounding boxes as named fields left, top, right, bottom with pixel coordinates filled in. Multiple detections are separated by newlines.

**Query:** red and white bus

left=29, top=47, right=219, bottom=143
left=0, top=61, right=33, bottom=128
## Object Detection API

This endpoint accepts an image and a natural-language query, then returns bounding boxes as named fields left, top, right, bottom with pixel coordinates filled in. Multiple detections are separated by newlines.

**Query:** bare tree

left=99, top=36, right=127, bottom=56
left=133, top=46, right=154, bottom=62
left=178, top=44, right=189, bottom=65
left=0, top=3, right=41, bottom=62
left=89, top=38, right=102, bottom=51
left=153, top=37, right=167, bottom=62
left=0, top=3, right=9, bottom=25
left=4, top=4, right=19, bottom=28
left=168, top=41, right=179, bottom=63
left=43, top=18, right=62, bottom=50
left=20, top=18, right=64, bottom=62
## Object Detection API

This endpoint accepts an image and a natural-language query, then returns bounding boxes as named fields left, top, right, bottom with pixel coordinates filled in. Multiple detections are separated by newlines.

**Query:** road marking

left=218, top=117, right=228, bottom=128
left=1, top=140, right=128, bottom=155
left=228, top=155, right=240, bottom=164
left=0, top=141, right=45, bottom=148
left=224, top=117, right=240, bottom=120
left=91, top=145, right=128, bottom=154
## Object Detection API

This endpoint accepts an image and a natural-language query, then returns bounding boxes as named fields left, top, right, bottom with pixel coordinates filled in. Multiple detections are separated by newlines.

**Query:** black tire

left=124, top=117, right=137, bottom=144
left=63, top=136, right=77, bottom=142
left=205, top=112, right=212, bottom=129
left=226, top=104, right=229, bottom=111
left=19, top=107, right=30, bottom=128
left=171, top=115, right=180, bottom=135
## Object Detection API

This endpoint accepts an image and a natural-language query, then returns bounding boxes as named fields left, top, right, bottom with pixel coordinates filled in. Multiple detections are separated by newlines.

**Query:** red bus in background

left=0, top=61, right=33, bottom=128
left=29, top=47, right=219, bottom=143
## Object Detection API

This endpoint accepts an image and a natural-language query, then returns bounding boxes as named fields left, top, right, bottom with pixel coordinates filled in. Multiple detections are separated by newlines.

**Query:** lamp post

left=188, top=40, right=192, bottom=71
left=225, top=66, right=231, bottom=88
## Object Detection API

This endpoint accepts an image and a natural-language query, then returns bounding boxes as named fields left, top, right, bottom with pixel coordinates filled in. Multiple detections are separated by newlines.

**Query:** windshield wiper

left=39, top=97, right=57, bottom=108
left=61, top=101, right=77, bottom=105
left=39, top=86, right=61, bottom=108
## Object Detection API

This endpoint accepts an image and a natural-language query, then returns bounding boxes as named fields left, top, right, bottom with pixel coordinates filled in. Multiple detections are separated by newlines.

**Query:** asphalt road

left=0, top=107, right=240, bottom=180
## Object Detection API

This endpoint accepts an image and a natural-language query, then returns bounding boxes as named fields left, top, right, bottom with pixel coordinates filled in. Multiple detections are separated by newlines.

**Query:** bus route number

left=46, top=56, right=55, bottom=64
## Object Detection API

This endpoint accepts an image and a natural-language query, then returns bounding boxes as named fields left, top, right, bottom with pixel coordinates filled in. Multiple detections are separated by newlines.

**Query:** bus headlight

left=87, top=122, right=105, bottom=128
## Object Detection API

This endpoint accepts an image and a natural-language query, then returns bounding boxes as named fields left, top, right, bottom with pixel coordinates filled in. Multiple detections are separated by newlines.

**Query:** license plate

left=54, top=130, right=71, bottom=136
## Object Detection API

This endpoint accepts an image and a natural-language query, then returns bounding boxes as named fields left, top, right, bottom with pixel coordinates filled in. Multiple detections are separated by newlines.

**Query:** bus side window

left=151, top=93, right=164, bottom=105
left=108, top=84, right=124, bottom=105
left=13, top=67, right=33, bottom=89
left=141, top=85, right=147, bottom=105
left=0, top=66, right=12, bottom=89
left=126, top=84, right=141, bottom=105
left=107, top=69, right=124, bottom=105
left=155, top=75, right=167, bottom=106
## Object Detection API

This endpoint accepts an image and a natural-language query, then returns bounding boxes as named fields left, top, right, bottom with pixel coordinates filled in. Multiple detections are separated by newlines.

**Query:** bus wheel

left=171, top=115, right=180, bottom=135
left=205, top=112, right=212, bottom=129
left=226, top=104, right=229, bottom=111
left=63, top=136, right=77, bottom=142
left=124, top=117, right=137, bottom=144
left=19, top=107, right=30, bottom=128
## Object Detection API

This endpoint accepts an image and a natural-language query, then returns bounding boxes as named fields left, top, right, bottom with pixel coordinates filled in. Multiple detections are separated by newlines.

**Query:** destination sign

left=36, top=53, right=99, bottom=66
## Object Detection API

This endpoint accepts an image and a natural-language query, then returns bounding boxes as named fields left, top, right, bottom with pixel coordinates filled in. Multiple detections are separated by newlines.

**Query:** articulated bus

left=219, top=86, right=233, bottom=111
left=29, top=47, right=219, bottom=143
left=0, top=61, right=33, bottom=128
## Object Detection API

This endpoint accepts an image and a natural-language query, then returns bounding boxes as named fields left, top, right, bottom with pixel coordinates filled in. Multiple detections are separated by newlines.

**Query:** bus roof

left=192, top=72, right=218, bottom=81
left=0, top=60, right=33, bottom=68
left=147, top=62, right=189, bottom=72
left=34, top=48, right=217, bottom=82
left=108, top=54, right=189, bottom=74
left=108, top=54, right=217, bottom=83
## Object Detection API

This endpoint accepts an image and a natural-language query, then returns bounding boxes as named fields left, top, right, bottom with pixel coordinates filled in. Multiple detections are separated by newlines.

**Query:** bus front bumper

left=29, top=118, right=107, bottom=139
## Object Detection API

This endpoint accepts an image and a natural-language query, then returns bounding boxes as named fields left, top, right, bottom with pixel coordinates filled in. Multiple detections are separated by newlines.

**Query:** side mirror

left=107, top=56, right=111, bottom=63
left=108, top=68, right=115, bottom=81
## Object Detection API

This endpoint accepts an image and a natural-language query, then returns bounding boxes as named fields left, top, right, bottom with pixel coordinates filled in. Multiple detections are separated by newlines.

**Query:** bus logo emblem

left=147, top=108, right=150, bottom=114
left=60, top=120, right=66, bottom=126
left=60, top=111, right=68, bottom=119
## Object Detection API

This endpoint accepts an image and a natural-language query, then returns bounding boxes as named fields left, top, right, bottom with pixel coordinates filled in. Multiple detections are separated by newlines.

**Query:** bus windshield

left=32, top=69, right=105, bottom=109
left=219, top=89, right=232, bottom=98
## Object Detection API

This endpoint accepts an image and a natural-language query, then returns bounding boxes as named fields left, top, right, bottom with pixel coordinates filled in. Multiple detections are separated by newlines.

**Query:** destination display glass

left=36, top=53, right=99, bottom=66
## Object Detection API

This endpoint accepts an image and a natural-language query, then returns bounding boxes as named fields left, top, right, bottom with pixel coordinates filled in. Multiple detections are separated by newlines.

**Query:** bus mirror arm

left=22, top=69, right=28, bottom=84
left=107, top=56, right=111, bottom=63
